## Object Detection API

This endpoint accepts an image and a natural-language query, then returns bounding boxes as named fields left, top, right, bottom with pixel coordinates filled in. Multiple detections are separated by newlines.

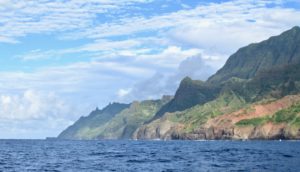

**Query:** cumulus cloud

left=0, top=59, right=156, bottom=138
left=0, top=90, right=69, bottom=120
left=119, top=55, right=216, bottom=101
left=117, top=88, right=132, bottom=98
left=0, top=89, right=81, bottom=139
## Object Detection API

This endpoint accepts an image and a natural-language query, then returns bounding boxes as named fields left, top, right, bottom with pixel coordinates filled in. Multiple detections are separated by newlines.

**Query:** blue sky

left=0, top=0, right=299, bottom=139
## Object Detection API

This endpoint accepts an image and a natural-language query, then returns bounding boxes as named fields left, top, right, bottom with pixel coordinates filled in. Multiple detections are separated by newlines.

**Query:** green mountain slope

left=151, top=77, right=219, bottom=121
left=57, top=103, right=129, bottom=139
left=150, top=26, right=300, bottom=122
left=59, top=26, right=300, bottom=140
left=135, top=65, right=300, bottom=140
left=58, top=96, right=172, bottom=140
left=208, top=26, right=300, bottom=84
left=134, top=89, right=247, bottom=140
left=135, top=26, right=300, bottom=140
left=97, top=96, right=172, bottom=139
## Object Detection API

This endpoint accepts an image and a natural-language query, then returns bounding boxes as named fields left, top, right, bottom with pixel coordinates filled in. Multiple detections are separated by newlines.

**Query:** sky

left=0, top=0, right=299, bottom=139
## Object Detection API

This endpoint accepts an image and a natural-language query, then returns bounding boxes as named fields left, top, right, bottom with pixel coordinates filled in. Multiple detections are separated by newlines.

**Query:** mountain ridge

left=58, top=26, right=300, bottom=140
left=208, top=26, right=300, bottom=84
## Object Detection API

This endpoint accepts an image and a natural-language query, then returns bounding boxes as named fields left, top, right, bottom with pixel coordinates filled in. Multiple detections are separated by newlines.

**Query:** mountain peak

left=281, top=26, right=300, bottom=37
left=208, top=26, right=300, bottom=84
left=181, top=76, right=193, bottom=84
left=291, top=25, right=300, bottom=31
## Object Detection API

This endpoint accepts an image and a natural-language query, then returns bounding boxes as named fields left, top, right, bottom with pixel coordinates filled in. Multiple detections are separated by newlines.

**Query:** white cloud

left=62, top=0, right=300, bottom=58
left=137, top=46, right=202, bottom=68
left=9, top=0, right=300, bottom=66
left=0, top=90, right=68, bottom=120
left=0, top=0, right=155, bottom=43
left=0, top=60, right=154, bottom=94
left=117, top=88, right=132, bottom=98
left=0, top=0, right=298, bottom=49
left=119, top=55, right=216, bottom=101
left=0, top=59, right=155, bottom=138
left=0, top=89, right=82, bottom=138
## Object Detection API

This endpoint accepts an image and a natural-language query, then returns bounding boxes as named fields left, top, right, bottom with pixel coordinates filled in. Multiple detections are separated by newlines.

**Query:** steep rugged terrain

left=58, top=103, right=130, bottom=139
left=95, top=96, right=172, bottom=139
left=151, top=77, right=219, bottom=121
left=58, top=96, right=172, bottom=140
left=150, top=27, right=300, bottom=124
left=133, top=89, right=247, bottom=139
left=59, top=26, right=300, bottom=140
left=134, top=26, right=300, bottom=140
left=208, top=26, right=300, bottom=84
left=134, top=94, right=300, bottom=140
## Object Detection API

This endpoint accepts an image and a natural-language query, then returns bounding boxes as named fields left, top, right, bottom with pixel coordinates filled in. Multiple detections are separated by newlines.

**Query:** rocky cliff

left=59, top=26, right=300, bottom=140
left=134, top=26, right=300, bottom=140
left=133, top=95, right=300, bottom=140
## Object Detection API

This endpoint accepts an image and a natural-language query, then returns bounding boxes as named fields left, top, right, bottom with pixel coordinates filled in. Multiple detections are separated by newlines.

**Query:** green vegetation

left=58, top=103, right=130, bottom=139
left=99, top=99, right=170, bottom=139
left=208, top=26, right=300, bottom=84
left=58, top=97, right=172, bottom=140
left=152, top=77, right=220, bottom=121
left=273, top=103, right=300, bottom=123
left=150, top=26, right=300, bottom=132
left=168, top=89, right=247, bottom=132
left=59, top=27, right=300, bottom=140
left=292, top=117, right=300, bottom=127
left=236, top=116, right=272, bottom=127
left=235, top=103, right=300, bottom=127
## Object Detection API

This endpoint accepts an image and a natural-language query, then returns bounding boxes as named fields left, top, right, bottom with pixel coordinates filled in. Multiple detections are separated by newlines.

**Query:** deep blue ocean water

left=0, top=140, right=299, bottom=172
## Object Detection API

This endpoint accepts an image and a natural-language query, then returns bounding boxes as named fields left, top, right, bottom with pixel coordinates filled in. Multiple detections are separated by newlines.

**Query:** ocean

left=0, top=140, right=299, bottom=171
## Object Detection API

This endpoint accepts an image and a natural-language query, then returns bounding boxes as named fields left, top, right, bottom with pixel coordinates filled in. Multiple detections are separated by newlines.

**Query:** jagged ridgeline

left=58, top=96, right=172, bottom=140
left=208, top=26, right=300, bottom=84
left=59, top=26, right=300, bottom=140
left=58, top=103, right=130, bottom=139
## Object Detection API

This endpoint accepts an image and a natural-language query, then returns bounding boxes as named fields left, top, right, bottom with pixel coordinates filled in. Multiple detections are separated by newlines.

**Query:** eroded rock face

left=135, top=123, right=300, bottom=140
left=133, top=117, right=184, bottom=140
left=134, top=95, right=300, bottom=140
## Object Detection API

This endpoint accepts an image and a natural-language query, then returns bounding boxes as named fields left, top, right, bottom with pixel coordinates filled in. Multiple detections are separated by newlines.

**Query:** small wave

left=126, top=159, right=149, bottom=163
left=157, top=159, right=171, bottom=163
left=88, top=152, right=106, bottom=156
left=282, top=154, right=293, bottom=158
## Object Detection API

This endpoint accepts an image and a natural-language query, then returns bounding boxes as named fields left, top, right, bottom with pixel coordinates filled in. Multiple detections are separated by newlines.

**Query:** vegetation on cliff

left=59, top=26, right=300, bottom=140
left=58, top=96, right=172, bottom=140
left=208, top=26, right=300, bottom=84
left=134, top=26, right=300, bottom=140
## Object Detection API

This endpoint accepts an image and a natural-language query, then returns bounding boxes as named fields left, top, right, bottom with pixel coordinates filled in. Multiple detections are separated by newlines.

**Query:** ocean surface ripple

left=0, top=140, right=299, bottom=171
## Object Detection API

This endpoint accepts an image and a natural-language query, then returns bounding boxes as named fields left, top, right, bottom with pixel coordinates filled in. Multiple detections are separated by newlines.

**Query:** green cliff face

left=59, top=26, right=300, bottom=140
left=208, top=26, right=300, bottom=84
left=58, top=96, right=172, bottom=140
left=148, top=27, right=300, bottom=123
left=57, top=103, right=130, bottom=139
left=151, top=77, right=220, bottom=122
left=97, top=97, right=172, bottom=139
left=135, top=26, right=300, bottom=140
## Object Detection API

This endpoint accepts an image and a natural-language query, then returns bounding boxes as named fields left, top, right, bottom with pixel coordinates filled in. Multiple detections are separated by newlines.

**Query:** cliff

left=59, top=26, right=300, bottom=140
left=134, top=26, right=300, bottom=140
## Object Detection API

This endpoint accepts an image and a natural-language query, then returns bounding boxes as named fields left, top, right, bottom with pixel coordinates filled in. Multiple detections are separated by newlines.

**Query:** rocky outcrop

left=133, top=116, right=184, bottom=140
left=134, top=95, right=300, bottom=140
